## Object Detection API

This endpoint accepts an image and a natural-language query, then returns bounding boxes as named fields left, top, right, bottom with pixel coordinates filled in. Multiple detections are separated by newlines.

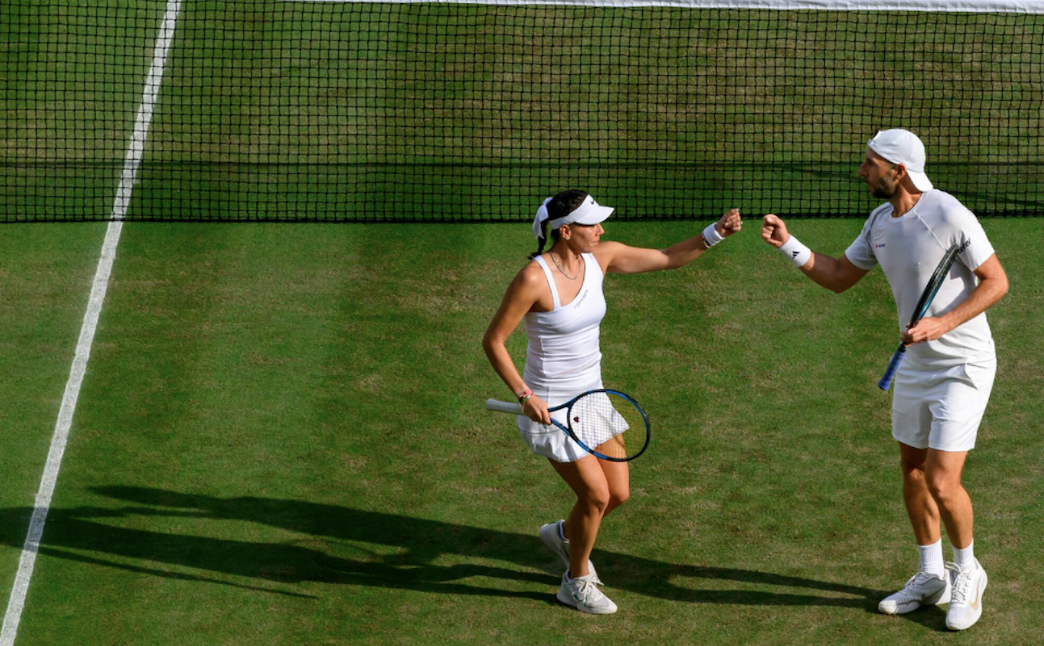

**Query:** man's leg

left=924, top=449, right=972, bottom=549
left=900, top=443, right=942, bottom=546
left=925, top=448, right=987, bottom=631
left=878, top=442, right=950, bottom=615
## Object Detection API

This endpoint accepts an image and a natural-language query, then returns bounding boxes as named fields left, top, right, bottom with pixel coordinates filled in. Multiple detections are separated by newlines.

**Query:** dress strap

left=533, top=255, right=561, bottom=310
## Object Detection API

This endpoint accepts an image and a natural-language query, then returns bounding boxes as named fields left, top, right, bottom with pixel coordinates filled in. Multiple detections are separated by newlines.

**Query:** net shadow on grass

left=0, top=486, right=947, bottom=630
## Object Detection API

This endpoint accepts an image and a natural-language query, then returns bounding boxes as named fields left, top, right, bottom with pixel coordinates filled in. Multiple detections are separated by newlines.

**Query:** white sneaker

left=878, top=570, right=950, bottom=615
left=539, top=520, right=601, bottom=583
left=539, top=521, right=571, bottom=565
left=946, top=559, right=988, bottom=631
left=557, top=572, right=617, bottom=615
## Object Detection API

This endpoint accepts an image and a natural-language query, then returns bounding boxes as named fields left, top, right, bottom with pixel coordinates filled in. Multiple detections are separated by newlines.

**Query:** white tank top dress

left=516, top=253, right=608, bottom=463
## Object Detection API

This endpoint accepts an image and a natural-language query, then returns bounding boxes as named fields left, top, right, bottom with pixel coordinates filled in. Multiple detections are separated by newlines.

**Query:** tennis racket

left=485, top=389, right=650, bottom=462
left=878, top=242, right=961, bottom=391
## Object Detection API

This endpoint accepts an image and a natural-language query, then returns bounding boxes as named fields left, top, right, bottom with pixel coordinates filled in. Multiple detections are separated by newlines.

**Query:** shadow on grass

left=0, top=486, right=947, bottom=629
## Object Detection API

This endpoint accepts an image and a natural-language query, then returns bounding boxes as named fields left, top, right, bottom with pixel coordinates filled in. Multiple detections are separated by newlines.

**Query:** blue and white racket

left=486, top=389, right=650, bottom=461
left=878, top=242, right=961, bottom=391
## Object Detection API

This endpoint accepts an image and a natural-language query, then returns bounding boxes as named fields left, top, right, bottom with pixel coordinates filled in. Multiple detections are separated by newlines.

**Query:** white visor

left=551, top=195, right=614, bottom=230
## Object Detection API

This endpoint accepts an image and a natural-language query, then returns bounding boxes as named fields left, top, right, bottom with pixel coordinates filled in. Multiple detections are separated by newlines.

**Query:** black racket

left=878, top=242, right=961, bottom=391
left=486, top=389, right=650, bottom=462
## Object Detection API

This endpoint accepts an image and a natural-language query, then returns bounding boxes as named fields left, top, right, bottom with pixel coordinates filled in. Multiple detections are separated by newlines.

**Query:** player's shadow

left=0, top=487, right=945, bottom=629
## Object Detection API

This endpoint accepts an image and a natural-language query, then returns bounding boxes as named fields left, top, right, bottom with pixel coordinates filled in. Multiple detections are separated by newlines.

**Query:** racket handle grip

left=878, top=344, right=907, bottom=391
left=486, top=398, right=523, bottom=414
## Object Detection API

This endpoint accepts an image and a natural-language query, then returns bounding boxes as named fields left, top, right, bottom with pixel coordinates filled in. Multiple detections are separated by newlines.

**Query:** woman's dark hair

left=529, top=189, right=589, bottom=260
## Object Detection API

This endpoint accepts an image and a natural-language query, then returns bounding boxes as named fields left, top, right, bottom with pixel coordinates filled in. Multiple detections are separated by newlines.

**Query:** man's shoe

left=878, top=570, right=950, bottom=615
left=945, top=559, right=987, bottom=630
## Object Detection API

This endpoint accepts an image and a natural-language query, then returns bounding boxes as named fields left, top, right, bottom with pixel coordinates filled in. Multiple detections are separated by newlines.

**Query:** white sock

left=918, top=540, right=946, bottom=578
left=953, top=540, right=976, bottom=570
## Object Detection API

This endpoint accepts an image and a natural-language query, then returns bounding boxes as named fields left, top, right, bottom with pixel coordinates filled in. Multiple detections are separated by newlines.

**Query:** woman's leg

left=599, top=458, right=630, bottom=517
left=549, top=455, right=630, bottom=577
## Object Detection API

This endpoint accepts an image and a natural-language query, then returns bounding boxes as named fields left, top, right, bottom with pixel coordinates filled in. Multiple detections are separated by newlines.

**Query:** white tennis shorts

left=516, top=380, right=604, bottom=463
left=892, top=359, right=996, bottom=452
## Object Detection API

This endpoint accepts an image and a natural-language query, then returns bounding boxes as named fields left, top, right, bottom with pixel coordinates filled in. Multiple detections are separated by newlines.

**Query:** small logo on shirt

left=874, top=243, right=886, bottom=249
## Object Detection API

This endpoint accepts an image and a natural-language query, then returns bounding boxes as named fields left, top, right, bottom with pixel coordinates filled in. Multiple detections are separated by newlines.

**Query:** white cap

left=867, top=129, right=933, bottom=192
left=533, top=194, right=614, bottom=239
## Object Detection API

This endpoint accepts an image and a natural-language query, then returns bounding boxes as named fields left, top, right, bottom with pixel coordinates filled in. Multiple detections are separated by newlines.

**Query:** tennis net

left=2, top=0, right=1042, bottom=222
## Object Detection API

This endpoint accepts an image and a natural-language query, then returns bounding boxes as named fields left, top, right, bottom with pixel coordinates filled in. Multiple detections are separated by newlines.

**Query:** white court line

left=0, top=2, right=182, bottom=644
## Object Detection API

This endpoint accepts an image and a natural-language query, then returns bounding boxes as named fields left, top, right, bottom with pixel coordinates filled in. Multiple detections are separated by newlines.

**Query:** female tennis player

left=482, top=190, right=741, bottom=614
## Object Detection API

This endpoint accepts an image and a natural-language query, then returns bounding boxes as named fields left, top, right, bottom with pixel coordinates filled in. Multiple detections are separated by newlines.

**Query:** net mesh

left=2, top=0, right=1042, bottom=222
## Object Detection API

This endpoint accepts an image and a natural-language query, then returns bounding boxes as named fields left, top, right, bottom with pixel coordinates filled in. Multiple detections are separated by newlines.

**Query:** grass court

left=2, top=1, right=1042, bottom=644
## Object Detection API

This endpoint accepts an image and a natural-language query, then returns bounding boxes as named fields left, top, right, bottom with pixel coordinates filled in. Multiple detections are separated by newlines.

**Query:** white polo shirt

left=845, top=189, right=997, bottom=367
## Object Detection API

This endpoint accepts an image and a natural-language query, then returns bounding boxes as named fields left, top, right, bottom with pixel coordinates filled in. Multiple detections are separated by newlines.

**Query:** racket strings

left=570, top=392, right=645, bottom=460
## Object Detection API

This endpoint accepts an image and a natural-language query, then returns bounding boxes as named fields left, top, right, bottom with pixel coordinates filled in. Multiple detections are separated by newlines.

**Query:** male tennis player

left=760, top=129, right=1008, bottom=631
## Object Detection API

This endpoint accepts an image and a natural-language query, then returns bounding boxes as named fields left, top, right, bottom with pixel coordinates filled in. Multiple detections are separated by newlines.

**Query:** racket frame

left=878, top=242, right=961, bottom=391
left=485, top=389, right=650, bottom=462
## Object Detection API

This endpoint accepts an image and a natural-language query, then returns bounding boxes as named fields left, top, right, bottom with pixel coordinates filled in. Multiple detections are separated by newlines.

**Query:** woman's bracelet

left=517, top=388, right=534, bottom=404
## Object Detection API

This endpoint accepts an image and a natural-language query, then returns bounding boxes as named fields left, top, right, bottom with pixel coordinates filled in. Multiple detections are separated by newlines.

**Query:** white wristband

left=778, top=235, right=812, bottom=268
left=702, top=223, right=724, bottom=248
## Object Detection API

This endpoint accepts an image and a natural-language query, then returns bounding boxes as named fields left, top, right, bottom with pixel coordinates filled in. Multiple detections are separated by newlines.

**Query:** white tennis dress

left=845, top=189, right=997, bottom=450
left=517, top=253, right=607, bottom=462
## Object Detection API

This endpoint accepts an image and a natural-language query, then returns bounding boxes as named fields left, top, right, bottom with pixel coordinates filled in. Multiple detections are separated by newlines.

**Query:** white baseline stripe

left=0, top=2, right=182, bottom=644
left=284, top=0, right=1044, bottom=13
